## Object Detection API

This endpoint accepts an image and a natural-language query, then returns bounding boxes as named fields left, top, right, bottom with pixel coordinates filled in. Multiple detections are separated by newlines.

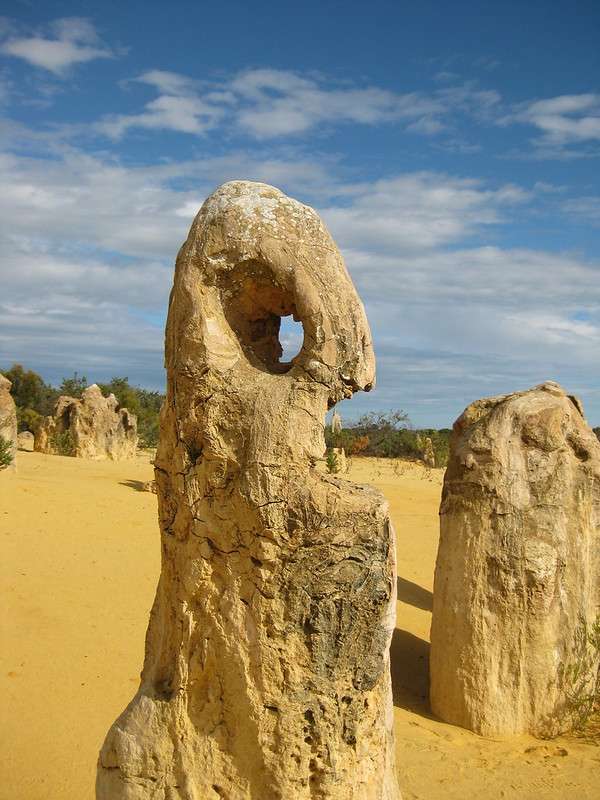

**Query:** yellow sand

left=1, top=452, right=598, bottom=799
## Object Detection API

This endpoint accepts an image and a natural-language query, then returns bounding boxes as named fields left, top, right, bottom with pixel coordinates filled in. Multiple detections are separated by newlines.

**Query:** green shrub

left=18, top=407, right=43, bottom=432
left=2, top=364, right=58, bottom=432
left=49, top=429, right=75, bottom=457
left=59, top=372, right=88, bottom=398
left=566, top=614, right=600, bottom=730
left=0, top=434, right=14, bottom=469
left=325, top=449, right=339, bottom=474
left=325, top=411, right=451, bottom=465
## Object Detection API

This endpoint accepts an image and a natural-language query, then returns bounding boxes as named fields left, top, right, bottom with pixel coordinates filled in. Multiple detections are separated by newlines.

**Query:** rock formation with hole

left=430, top=381, right=600, bottom=737
left=97, top=181, right=401, bottom=800
left=0, top=374, right=18, bottom=471
left=35, top=384, right=137, bottom=460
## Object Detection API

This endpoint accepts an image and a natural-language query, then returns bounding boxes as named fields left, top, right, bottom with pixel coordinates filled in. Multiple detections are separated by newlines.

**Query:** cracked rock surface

left=97, top=181, right=401, bottom=799
left=430, top=381, right=600, bottom=737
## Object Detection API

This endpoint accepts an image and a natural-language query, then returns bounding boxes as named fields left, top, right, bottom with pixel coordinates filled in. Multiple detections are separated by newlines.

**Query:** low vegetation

left=325, top=448, right=340, bottom=474
left=566, top=614, right=600, bottom=732
left=48, top=429, right=76, bottom=457
left=0, top=434, right=14, bottom=470
left=325, top=409, right=452, bottom=467
left=5, top=364, right=596, bottom=464
left=1, top=364, right=165, bottom=449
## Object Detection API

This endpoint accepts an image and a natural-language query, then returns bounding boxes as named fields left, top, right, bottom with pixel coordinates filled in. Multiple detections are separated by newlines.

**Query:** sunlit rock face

left=431, top=381, right=600, bottom=737
left=0, top=374, right=18, bottom=472
left=97, top=181, right=402, bottom=800
left=34, top=384, right=137, bottom=460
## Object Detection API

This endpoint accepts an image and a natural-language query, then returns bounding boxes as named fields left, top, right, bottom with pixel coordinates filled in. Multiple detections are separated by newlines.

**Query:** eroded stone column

left=97, top=181, right=401, bottom=799
left=430, top=382, right=600, bottom=737
left=0, top=374, right=17, bottom=472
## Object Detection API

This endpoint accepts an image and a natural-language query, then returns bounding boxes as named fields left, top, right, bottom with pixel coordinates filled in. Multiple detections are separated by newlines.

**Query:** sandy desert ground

left=1, top=450, right=598, bottom=799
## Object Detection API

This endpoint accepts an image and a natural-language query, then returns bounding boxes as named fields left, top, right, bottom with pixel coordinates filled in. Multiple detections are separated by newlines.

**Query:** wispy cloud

left=2, top=137, right=597, bottom=419
left=99, top=70, right=228, bottom=137
left=230, top=68, right=443, bottom=138
left=319, top=173, right=529, bottom=254
left=502, top=93, right=600, bottom=157
left=0, top=17, right=116, bottom=75
left=92, top=68, right=443, bottom=140
left=523, top=94, right=600, bottom=143
left=92, top=68, right=504, bottom=142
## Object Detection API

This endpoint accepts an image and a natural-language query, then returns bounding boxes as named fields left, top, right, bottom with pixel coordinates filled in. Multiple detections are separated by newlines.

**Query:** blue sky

left=1, top=1, right=599, bottom=427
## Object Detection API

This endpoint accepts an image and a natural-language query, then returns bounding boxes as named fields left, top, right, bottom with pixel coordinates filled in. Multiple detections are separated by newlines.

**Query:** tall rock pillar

left=97, top=181, right=401, bottom=799
left=430, top=382, right=600, bottom=736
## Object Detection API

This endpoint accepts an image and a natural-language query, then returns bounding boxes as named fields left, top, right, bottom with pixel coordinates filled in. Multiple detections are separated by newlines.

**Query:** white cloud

left=502, top=93, right=600, bottom=155
left=1, top=122, right=598, bottom=423
left=99, top=70, right=228, bottom=138
left=0, top=150, right=194, bottom=260
left=232, top=69, right=443, bottom=138
left=0, top=17, right=115, bottom=75
left=89, top=68, right=505, bottom=142
left=0, top=235, right=170, bottom=390
left=525, top=94, right=600, bottom=140
left=93, top=67, right=443, bottom=140
left=318, top=173, right=529, bottom=254
left=344, top=241, right=600, bottom=426
left=563, top=195, right=600, bottom=224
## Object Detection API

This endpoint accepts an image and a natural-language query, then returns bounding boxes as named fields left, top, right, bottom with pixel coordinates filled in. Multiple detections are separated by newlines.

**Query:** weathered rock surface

left=35, top=384, right=137, bottom=460
left=97, top=181, right=401, bottom=799
left=430, top=381, right=600, bottom=737
left=0, top=374, right=17, bottom=471
left=17, top=430, right=35, bottom=451
left=331, top=408, right=342, bottom=434
left=330, top=446, right=348, bottom=473
left=422, top=437, right=435, bottom=468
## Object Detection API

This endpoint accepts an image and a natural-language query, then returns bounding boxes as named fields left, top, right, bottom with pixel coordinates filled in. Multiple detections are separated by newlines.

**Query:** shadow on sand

left=390, top=628, right=433, bottom=718
left=396, top=576, right=433, bottom=612
left=119, top=480, right=145, bottom=491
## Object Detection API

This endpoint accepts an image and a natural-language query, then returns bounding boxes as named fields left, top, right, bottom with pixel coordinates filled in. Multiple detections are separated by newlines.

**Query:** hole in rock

left=218, top=262, right=305, bottom=374
left=279, top=315, right=304, bottom=363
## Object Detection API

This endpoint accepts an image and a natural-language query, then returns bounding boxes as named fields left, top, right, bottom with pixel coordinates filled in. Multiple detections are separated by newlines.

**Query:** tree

left=97, top=377, right=140, bottom=416
left=60, top=372, right=88, bottom=398
left=1, top=364, right=58, bottom=431
left=324, top=411, right=451, bottom=465
left=0, top=434, right=14, bottom=469
left=351, top=409, right=414, bottom=458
